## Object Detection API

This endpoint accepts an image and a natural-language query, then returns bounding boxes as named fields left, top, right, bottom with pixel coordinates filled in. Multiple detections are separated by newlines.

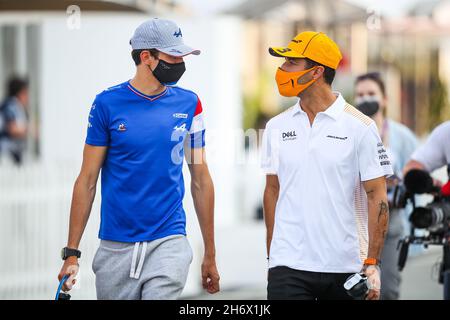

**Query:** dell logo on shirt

left=282, top=131, right=297, bottom=141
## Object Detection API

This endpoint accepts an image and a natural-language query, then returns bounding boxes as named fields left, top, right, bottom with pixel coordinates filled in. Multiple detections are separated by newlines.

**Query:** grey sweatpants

left=92, top=234, right=193, bottom=300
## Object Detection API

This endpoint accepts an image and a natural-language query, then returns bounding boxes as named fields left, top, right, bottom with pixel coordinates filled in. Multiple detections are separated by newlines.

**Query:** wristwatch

left=61, top=247, right=81, bottom=260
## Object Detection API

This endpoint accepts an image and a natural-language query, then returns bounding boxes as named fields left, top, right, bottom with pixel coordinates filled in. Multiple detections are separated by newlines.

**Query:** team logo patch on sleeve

left=118, top=123, right=127, bottom=131
left=377, top=142, right=391, bottom=166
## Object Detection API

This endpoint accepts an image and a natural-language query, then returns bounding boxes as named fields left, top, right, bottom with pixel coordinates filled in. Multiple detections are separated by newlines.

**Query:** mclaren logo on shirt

left=326, top=135, right=348, bottom=141
left=282, top=131, right=297, bottom=141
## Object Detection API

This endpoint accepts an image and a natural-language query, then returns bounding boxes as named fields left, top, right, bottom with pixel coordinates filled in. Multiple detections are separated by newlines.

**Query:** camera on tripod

left=395, top=165, right=450, bottom=299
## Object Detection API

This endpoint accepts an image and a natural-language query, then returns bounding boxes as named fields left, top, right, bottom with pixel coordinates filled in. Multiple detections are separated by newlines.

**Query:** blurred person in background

left=404, top=121, right=450, bottom=176
left=57, top=18, right=219, bottom=300
left=354, top=72, right=418, bottom=300
left=0, top=77, right=29, bottom=165
left=262, top=31, right=393, bottom=300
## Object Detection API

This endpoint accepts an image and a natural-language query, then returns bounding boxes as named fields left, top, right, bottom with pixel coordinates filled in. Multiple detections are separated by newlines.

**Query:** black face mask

left=150, top=59, right=186, bottom=86
left=356, top=97, right=380, bottom=117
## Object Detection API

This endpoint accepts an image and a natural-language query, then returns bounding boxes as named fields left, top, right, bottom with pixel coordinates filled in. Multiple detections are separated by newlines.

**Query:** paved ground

left=400, top=246, right=442, bottom=300
left=191, top=246, right=444, bottom=300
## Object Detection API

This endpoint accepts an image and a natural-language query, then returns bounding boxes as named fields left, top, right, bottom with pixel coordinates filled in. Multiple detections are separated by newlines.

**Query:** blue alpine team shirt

left=86, top=81, right=206, bottom=242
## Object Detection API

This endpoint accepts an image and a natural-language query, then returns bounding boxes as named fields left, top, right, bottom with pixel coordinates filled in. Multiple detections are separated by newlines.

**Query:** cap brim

left=269, top=47, right=305, bottom=58
left=159, top=44, right=201, bottom=57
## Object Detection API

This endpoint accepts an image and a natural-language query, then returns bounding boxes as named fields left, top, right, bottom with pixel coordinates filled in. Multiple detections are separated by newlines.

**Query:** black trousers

left=268, top=266, right=354, bottom=300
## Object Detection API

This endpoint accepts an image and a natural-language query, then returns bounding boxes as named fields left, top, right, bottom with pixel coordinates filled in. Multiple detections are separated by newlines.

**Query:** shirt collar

left=291, top=91, right=346, bottom=120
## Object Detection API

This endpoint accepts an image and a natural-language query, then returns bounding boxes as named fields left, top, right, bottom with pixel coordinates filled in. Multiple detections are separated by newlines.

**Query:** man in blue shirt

left=57, top=18, right=220, bottom=299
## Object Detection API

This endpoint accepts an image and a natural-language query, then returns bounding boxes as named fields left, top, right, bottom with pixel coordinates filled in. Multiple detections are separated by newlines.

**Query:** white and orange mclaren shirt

left=261, top=92, right=393, bottom=273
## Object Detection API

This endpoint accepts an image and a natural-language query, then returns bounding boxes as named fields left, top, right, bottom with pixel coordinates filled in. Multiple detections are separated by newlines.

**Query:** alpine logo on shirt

left=174, top=123, right=187, bottom=132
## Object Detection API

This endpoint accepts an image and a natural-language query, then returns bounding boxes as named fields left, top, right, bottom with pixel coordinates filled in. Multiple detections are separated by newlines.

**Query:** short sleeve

left=3, top=103, right=16, bottom=122
left=358, top=122, right=393, bottom=181
left=260, top=122, right=279, bottom=175
left=188, top=97, right=205, bottom=148
left=85, top=96, right=110, bottom=146
left=411, top=122, right=450, bottom=172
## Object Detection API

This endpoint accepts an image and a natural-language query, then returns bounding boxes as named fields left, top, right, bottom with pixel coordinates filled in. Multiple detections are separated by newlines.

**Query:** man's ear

left=313, top=66, right=325, bottom=80
left=140, top=50, right=156, bottom=65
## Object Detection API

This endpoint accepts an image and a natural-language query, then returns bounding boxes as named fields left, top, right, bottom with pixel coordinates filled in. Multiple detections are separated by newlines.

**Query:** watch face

left=61, top=248, right=65, bottom=260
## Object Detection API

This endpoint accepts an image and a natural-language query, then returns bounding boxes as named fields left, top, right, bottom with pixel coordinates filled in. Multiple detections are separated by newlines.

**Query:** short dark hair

left=304, top=58, right=336, bottom=86
left=355, top=72, right=386, bottom=97
left=7, top=77, right=28, bottom=97
left=131, top=49, right=159, bottom=65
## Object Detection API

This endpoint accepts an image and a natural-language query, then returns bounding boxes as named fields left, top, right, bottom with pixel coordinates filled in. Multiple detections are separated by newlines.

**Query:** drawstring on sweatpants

left=129, top=242, right=147, bottom=279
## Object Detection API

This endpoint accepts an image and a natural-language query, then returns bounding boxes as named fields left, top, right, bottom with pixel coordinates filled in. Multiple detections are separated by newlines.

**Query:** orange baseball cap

left=269, top=31, right=342, bottom=70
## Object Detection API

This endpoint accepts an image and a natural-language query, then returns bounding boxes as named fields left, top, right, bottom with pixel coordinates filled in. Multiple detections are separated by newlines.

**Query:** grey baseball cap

left=130, top=18, right=200, bottom=57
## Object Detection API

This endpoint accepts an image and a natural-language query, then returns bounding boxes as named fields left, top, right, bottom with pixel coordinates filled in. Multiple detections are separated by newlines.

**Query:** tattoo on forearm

left=377, top=201, right=388, bottom=223
left=369, top=200, right=389, bottom=259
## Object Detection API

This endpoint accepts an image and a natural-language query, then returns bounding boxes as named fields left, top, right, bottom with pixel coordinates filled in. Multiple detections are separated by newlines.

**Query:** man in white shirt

left=262, top=31, right=393, bottom=300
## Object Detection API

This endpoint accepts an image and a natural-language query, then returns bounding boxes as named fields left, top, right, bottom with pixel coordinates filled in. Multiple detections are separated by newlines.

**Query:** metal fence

left=0, top=154, right=276, bottom=300
left=0, top=161, right=100, bottom=299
